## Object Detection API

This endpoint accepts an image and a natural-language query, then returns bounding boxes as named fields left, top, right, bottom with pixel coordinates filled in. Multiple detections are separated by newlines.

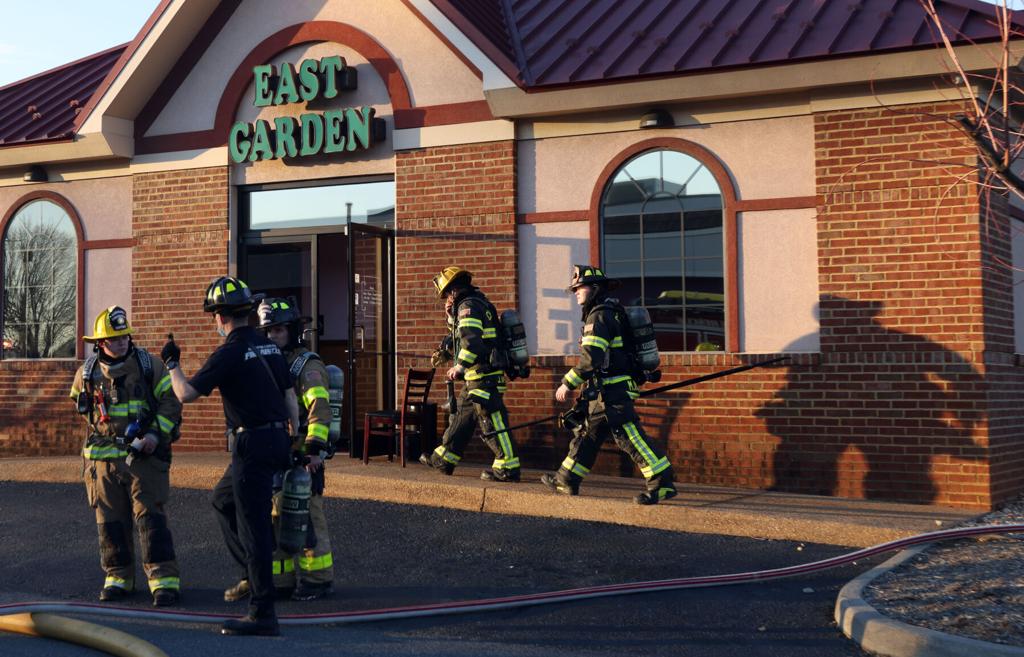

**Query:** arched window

left=600, top=149, right=724, bottom=352
left=2, top=199, right=78, bottom=358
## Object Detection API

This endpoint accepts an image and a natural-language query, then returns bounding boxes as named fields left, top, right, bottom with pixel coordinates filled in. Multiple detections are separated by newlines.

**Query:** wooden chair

left=362, top=368, right=435, bottom=467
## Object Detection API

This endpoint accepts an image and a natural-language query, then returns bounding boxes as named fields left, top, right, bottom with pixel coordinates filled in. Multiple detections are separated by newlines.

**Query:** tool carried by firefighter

left=485, top=357, right=790, bottom=437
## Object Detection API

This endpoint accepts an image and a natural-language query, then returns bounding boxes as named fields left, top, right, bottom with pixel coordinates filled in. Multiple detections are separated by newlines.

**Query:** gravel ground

left=863, top=497, right=1024, bottom=647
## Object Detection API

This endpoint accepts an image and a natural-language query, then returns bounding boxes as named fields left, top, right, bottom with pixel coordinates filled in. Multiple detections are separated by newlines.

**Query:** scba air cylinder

left=500, top=309, right=530, bottom=378
left=278, top=465, right=312, bottom=554
left=626, top=307, right=660, bottom=374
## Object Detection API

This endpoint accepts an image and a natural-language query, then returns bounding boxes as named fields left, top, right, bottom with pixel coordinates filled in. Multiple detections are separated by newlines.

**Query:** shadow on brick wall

left=755, top=295, right=985, bottom=505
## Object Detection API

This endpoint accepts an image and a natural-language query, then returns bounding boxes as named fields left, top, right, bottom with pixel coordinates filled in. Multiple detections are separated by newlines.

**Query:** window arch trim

left=0, top=191, right=85, bottom=360
left=588, top=138, right=739, bottom=352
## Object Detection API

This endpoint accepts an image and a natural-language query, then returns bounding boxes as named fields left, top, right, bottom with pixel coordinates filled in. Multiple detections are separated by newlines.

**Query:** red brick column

left=132, top=167, right=230, bottom=451
left=394, top=141, right=516, bottom=461
left=791, top=101, right=990, bottom=506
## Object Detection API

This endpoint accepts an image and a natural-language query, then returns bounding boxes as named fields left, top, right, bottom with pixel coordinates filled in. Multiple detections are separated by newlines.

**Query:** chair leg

left=399, top=424, right=406, bottom=468
left=362, top=414, right=370, bottom=466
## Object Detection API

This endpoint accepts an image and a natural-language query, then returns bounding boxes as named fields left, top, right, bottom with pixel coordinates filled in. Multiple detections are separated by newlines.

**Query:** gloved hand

left=430, top=349, right=452, bottom=367
left=161, top=334, right=180, bottom=369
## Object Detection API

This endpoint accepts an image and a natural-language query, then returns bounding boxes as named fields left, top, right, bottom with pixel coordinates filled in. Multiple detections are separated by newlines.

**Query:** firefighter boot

left=223, top=579, right=250, bottom=602
left=292, top=581, right=334, bottom=601
left=480, top=468, right=520, bottom=482
left=99, top=585, right=131, bottom=602
left=221, top=613, right=280, bottom=637
left=418, top=452, right=454, bottom=475
left=540, top=473, right=578, bottom=496
left=634, top=487, right=678, bottom=505
left=153, top=588, right=180, bottom=607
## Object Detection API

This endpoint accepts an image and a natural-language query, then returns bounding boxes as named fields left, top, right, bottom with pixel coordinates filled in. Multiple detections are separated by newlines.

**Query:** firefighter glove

left=431, top=349, right=452, bottom=367
left=161, top=337, right=180, bottom=369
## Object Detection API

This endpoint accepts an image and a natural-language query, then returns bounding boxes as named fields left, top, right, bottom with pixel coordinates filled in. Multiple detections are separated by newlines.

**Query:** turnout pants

left=83, top=457, right=179, bottom=593
left=555, top=383, right=675, bottom=493
left=271, top=467, right=333, bottom=589
left=211, top=427, right=291, bottom=618
left=432, top=385, right=519, bottom=474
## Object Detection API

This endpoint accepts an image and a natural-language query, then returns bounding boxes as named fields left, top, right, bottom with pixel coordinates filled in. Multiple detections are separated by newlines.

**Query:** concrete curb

left=835, top=544, right=1024, bottom=657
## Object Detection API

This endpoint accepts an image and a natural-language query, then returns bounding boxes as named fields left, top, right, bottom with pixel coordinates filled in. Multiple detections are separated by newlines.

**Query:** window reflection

left=249, top=181, right=395, bottom=230
left=601, top=149, right=724, bottom=351
left=2, top=200, right=77, bottom=358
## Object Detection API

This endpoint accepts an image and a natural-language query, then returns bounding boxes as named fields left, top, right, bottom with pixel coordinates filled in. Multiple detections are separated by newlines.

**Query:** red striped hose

left=1, top=524, right=1020, bottom=625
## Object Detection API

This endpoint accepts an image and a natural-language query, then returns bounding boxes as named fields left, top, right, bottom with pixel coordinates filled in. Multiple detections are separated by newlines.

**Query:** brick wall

left=394, top=141, right=517, bottom=461
left=979, top=190, right=1024, bottom=505
left=0, top=360, right=81, bottom=455
left=132, top=167, right=230, bottom=451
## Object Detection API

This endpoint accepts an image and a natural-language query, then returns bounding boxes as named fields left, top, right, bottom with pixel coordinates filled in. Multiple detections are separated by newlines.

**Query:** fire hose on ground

left=1, top=524, right=1021, bottom=628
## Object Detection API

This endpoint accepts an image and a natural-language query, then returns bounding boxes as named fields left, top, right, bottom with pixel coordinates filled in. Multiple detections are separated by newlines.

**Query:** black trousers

left=434, top=386, right=519, bottom=471
left=211, top=427, right=291, bottom=617
left=556, top=383, right=675, bottom=492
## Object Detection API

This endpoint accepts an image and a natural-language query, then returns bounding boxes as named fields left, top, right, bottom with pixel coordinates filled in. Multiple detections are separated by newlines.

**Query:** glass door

left=240, top=237, right=315, bottom=348
left=347, top=221, right=394, bottom=458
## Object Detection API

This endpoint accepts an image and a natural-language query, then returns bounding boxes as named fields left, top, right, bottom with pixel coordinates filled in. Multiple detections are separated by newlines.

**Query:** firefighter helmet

left=433, top=266, right=472, bottom=297
left=203, top=276, right=259, bottom=313
left=566, top=264, right=618, bottom=292
left=257, top=297, right=302, bottom=329
left=83, top=306, right=133, bottom=342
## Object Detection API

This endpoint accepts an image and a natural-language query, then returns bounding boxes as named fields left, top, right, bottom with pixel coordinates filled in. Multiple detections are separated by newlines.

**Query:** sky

left=0, top=1, right=161, bottom=88
left=0, top=0, right=1021, bottom=88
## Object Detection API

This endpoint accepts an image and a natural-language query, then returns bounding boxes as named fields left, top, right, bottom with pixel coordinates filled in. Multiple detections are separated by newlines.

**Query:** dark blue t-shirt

left=189, top=326, right=290, bottom=430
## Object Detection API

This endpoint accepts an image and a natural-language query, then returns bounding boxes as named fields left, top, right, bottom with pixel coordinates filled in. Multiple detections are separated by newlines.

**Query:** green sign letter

left=248, top=119, right=275, bottom=162
left=298, top=58, right=320, bottom=102
left=299, top=113, right=324, bottom=156
left=323, top=109, right=346, bottom=154
left=274, top=62, right=300, bottom=106
left=228, top=122, right=252, bottom=163
left=253, top=64, right=274, bottom=107
left=273, top=117, right=300, bottom=159
left=319, top=56, right=345, bottom=100
left=345, top=106, right=375, bottom=151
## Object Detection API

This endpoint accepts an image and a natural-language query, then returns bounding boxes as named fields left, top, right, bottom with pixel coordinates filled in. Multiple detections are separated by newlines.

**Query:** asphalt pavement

left=0, top=454, right=982, bottom=656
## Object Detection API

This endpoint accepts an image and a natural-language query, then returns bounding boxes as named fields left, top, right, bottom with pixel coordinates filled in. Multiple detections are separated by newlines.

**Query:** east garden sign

left=228, top=55, right=385, bottom=163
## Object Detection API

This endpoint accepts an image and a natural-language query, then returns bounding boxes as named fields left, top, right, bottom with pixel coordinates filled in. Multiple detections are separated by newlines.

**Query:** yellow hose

left=0, top=612, right=169, bottom=657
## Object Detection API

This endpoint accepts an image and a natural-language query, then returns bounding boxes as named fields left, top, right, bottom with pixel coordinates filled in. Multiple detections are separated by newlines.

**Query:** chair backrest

left=401, top=368, right=435, bottom=410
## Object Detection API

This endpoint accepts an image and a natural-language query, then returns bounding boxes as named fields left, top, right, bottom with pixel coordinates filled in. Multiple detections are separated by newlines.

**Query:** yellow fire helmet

left=432, top=266, right=472, bottom=297
left=83, top=306, right=133, bottom=342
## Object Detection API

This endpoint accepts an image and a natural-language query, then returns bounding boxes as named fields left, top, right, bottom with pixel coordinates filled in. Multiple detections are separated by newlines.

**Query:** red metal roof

left=432, top=0, right=1022, bottom=88
left=0, top=44, right=127, bottom=147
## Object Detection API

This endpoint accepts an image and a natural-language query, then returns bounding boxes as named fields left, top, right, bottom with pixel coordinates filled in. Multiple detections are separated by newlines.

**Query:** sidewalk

left=0, top=452, right=972, bottom=548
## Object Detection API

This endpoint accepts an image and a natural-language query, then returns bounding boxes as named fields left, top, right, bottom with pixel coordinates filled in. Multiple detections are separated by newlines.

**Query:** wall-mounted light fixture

left=639, top=108, right=674, bottom=129
left=23, top=165, right=47, bottom=183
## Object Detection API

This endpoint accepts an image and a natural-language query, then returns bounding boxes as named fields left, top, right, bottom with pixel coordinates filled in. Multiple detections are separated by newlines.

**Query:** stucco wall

left=0, top=177, right=131, bottom=242
left=519, top=114, right=815, bottom=214
left=739, top=208, right=820, bottom=352
left=517, top=222, right=590, bottom=355
left=84, top=248, right=132, bottom=335
left=146, top=0, right=484, bottom=137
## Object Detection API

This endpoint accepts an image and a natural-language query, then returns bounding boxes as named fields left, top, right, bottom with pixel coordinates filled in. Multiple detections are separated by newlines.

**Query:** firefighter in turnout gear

left=257, top=298, right=335, bottom=601
left=70, top=306, right=182, bottom=606
left=543, top=266, right=677, bottom=505
left=419, top=267, right=520, bottom=482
